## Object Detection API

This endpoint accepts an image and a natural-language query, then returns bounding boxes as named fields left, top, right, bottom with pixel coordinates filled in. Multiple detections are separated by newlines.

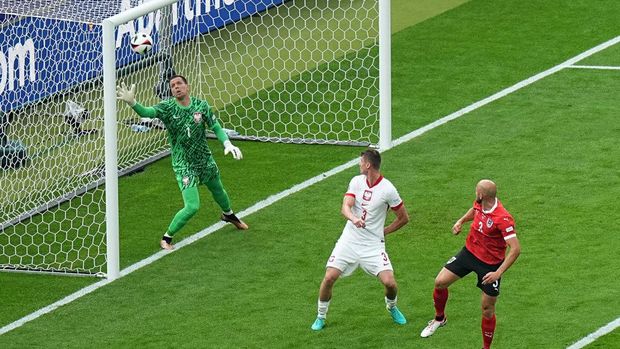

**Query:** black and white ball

left=130, top=32, right=153, bottom=55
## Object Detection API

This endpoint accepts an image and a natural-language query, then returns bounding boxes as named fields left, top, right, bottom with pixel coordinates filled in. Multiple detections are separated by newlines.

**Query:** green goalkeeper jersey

left=151, top=97, right=219, bottom=175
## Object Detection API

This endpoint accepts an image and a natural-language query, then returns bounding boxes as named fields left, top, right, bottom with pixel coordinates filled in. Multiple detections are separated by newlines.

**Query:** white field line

left=567, top=64, right=620, bottom=70
left=566, top=318, right=620, bottom=349
left=1, top=35, right=619, bottom=340
left=391, top=36, right=620, bottom=148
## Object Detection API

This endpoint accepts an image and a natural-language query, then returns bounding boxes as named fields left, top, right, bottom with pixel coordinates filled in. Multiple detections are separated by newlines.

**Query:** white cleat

left=420, top=318, right=447, bottom=338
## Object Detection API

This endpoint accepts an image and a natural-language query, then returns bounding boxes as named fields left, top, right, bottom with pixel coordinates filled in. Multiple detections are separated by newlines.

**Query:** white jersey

left=339, top=174, right=403, bottom=245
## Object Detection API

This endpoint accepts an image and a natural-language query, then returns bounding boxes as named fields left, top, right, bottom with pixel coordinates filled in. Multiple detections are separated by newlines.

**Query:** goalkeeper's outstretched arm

left=116, top=82, right=157, bottom=118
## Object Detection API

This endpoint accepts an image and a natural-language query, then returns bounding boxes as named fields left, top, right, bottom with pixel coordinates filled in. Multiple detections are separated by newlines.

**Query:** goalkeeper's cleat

left=311, top=317, right=325, bottom=331
left=420, top=317, right=447, bottom=338
left=221, top=213, right=249, bottom=230
left=387, top=305, right=407, bottom=325
left=159, top=239, right=175, bottom=250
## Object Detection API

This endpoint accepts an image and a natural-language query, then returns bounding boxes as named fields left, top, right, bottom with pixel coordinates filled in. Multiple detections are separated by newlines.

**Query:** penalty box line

left=567, top=64, right=620, bottom=70
left=1, top=35, right=619, bottom=338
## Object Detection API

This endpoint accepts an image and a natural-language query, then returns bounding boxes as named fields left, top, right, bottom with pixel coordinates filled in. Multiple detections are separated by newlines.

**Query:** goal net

left=0, top=0, right=386, bottom=277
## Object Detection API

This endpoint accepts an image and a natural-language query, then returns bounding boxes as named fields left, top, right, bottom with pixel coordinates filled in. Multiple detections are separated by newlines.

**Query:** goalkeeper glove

left=223, top=140, right=243, bottom=160
left=116, top=82, right=136, bottom=106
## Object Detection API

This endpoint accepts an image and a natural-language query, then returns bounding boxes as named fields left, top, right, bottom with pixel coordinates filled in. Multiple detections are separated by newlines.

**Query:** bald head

left=476, top=179, right=497, bottom=200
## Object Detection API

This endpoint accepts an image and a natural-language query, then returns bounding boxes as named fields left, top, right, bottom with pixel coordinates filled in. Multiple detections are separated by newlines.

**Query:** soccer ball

left=130, top=32, right=153, bottom=55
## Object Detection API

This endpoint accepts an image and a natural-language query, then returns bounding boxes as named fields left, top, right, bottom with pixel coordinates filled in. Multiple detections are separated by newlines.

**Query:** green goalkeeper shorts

left=175, top=162, right=220, bottom=191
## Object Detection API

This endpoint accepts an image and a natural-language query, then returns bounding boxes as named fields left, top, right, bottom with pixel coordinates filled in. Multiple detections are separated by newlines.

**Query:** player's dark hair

left=361, top=149, right=381, bottom=170
left=169, top=74, right=188, bottom=85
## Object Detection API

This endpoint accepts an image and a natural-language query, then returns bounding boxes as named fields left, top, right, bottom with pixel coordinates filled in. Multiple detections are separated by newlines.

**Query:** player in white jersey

left=310, top=149, right=410, bottom=331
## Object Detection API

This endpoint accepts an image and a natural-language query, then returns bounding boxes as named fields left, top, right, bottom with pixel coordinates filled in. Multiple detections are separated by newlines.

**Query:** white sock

left=223, top=210, right=233, bottom=215
left=163, top=232, right=172, bottom=238
left=317, top=300, right=330, bottom=319
left=385, top=296, right=397, bottom=310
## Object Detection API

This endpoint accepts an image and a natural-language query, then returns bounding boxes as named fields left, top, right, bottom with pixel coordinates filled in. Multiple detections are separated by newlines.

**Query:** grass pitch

left=1, top=0, right=619, bottom=348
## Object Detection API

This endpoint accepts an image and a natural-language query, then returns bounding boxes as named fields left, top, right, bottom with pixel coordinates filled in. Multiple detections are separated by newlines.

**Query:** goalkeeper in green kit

left=117, top=75, right=248, bottom=250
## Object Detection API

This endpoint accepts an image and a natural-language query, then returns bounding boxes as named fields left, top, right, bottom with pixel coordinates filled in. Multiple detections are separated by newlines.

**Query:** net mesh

left=206, top=0, right=379, bottom=144
left=0, top=0, right=379, bottom=276
left=0, top=1, right=139, bottom=24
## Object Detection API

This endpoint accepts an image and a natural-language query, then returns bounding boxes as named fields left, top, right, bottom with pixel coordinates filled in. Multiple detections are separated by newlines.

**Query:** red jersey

left=465, top=198, right=517, bottom=265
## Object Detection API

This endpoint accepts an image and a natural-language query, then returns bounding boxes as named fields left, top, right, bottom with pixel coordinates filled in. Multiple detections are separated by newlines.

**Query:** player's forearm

left=457, top=208, right=475, bottom=224
left=384, top=207, right=409, bottom=235
left=212, top=122, right=229, bottom=144
left=341, top=206, right=357, bottom=222
left=496, top=244, right=521, bottom=275
left=340, top=207, right=356, bottom=221
left=131, top=102, right=157, bottom=118
left=384, top=218, right=407, bottom=235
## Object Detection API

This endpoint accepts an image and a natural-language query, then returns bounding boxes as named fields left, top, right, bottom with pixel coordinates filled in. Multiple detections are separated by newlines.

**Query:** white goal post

left=0, top=0, right=391, bottom=279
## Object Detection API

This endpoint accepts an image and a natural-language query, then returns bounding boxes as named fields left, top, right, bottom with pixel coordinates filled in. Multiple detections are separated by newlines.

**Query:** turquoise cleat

left=311, top=317, right=325, bottom=331
left=388, top=306, right=407, bottom=325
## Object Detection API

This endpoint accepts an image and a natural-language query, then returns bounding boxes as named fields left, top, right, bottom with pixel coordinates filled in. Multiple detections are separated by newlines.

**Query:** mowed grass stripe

left=2, top=1, right=620, bottom=347
left=1, top=33, right=617, bottom=345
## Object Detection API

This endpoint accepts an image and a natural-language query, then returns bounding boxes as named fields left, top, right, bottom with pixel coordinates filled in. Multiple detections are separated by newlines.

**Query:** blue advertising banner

left=0, top=0, right=286, bottom=113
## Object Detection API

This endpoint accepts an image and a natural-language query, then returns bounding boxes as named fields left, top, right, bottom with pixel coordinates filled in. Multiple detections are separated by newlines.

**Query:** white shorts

left=326, top=239, right=393, bottom=277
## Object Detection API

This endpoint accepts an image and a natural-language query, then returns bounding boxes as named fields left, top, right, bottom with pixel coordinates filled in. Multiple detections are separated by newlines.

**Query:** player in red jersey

left=420, top=179, right=521, bottom=349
